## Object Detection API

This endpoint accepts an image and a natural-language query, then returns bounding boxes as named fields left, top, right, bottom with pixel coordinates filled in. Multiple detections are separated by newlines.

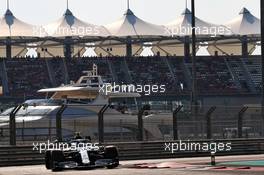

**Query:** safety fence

left=0, top=104, right=264, bottom=145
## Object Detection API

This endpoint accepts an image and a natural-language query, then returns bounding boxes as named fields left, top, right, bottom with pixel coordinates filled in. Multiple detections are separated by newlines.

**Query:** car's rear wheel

left=50, top=151, right=64, bottom=171
left=45, top=151, right=52, bottom=169
left=104, top=146, right=119, bottom=169
left=106, top=163, right=119, bottom=169
left=104, top=146, right=118, bottom=158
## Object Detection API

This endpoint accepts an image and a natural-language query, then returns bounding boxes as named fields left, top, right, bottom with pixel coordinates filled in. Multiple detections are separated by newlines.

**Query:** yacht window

left=81, top=79, right=87, bottom=84
left=80, top=77, right=99, bottom=85
left=91, top=77, right=98, bottom=84
left=24, top=99, right=62, bottom=106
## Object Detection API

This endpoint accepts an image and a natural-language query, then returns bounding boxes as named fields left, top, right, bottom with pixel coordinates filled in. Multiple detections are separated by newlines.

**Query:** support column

left=0, top=59, right=10, bottom=96
left=6, top=37, right=11, bottom=59
left=9, top=104, right=23, bottom=145
left=241, top=35, right=248, bottom=57
left=64, top=37, right=73, bottom=59
left=126, top=36, right=132, bottom=57
left=184, top=36, right=190, bottom=58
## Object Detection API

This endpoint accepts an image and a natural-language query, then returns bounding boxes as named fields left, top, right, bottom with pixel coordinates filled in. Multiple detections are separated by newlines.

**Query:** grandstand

left=0, top=1, right=262, bottom=109
left=0, top=56, right=262, bottom=104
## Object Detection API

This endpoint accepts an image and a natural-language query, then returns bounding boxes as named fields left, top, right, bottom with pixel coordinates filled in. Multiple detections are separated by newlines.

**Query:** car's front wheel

left=45, top=151, right=52, bottom=169
left=50, top=151, right=64, bottom=171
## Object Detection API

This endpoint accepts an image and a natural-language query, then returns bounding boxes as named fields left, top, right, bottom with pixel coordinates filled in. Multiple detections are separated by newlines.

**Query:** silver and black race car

left=45, top=139, right=119, bottom=171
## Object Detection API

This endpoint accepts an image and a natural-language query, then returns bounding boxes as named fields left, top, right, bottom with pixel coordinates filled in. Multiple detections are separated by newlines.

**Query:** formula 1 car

left=45, top=139, right=119, bottom=171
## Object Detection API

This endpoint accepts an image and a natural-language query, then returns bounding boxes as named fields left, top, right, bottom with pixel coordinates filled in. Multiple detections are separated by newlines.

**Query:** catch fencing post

left=98, top=105, right=109, bottom=144
left=9, top=104, right=23, bottom=145
left=238, top=107, right=248, bottom=138
left=137, top=105, right=150, bottom=141
left=137, top=108, right=144, bottom=141
left=206, top=106, right=216, bottom=140
left=56, top=104, right=67, bottom=142
left=173, top=105, right=183, bottom=140
left=22, top=120, right=25, bottom=142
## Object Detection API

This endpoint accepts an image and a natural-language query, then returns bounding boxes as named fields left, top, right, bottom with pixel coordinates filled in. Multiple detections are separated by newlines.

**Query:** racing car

left=44, top=139, right=119, bottom=171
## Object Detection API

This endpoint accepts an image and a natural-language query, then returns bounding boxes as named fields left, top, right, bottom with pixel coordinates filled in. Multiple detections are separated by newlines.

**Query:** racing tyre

left=106, top=163, right=119, bottom=169
left=50, top=151, right=64, bottom=171
left=104, top=146, right=118, bottom=158
left=104, top=146, right=119, bottom=169
left=45, top=151, right=52, bottom=169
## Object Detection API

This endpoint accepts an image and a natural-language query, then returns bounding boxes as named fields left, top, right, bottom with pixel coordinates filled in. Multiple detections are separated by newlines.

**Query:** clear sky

left=0, top=0, right=260, bottom=26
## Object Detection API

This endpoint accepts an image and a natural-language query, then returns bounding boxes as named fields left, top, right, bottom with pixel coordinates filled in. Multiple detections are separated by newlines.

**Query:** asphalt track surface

left=0, top=155, right=263, bottom=175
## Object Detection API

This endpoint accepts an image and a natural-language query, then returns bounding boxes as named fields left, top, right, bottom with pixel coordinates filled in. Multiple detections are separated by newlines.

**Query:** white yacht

left=0, top=64, right=171, bottom=142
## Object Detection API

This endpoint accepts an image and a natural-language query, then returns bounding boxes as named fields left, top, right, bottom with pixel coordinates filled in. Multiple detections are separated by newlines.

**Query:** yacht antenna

left=93, top=64, right=98, bottom=76
left=7, top=0, right=10, bottom=9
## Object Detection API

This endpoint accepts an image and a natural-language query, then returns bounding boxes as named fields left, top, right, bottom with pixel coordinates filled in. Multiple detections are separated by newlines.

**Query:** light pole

left=191, top=0, right=198, bottom=137
left=261, top=0, right=264, bottom=136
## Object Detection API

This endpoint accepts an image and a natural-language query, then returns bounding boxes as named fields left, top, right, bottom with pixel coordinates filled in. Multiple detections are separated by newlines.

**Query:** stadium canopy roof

left=44, top=8, right=110, bottom=37
left=225, top=7, right=260, bottom=35
left=207, top=8, right=260, bottom=56
left=0, top=4, right=261, bottom=58
left=105, top=8, right=168, bottom=37
left=151, top=8, right=219, bottom=56
left=166, top=8, right=230, bottom=36
left=0, top=9, right=39, bottom=37
left=37, top=8, right=111, bottom=57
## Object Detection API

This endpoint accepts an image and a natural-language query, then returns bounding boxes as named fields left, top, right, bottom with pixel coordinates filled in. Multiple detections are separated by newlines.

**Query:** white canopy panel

left=0, top=9, right=40, bottom=37
left=105, top=9, right=168, bottom=37
left=225, top=8, right=260, bottom=35
left=44, top=9, right=110, bottom=37
left=166, top=8, right=231, bottom=36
